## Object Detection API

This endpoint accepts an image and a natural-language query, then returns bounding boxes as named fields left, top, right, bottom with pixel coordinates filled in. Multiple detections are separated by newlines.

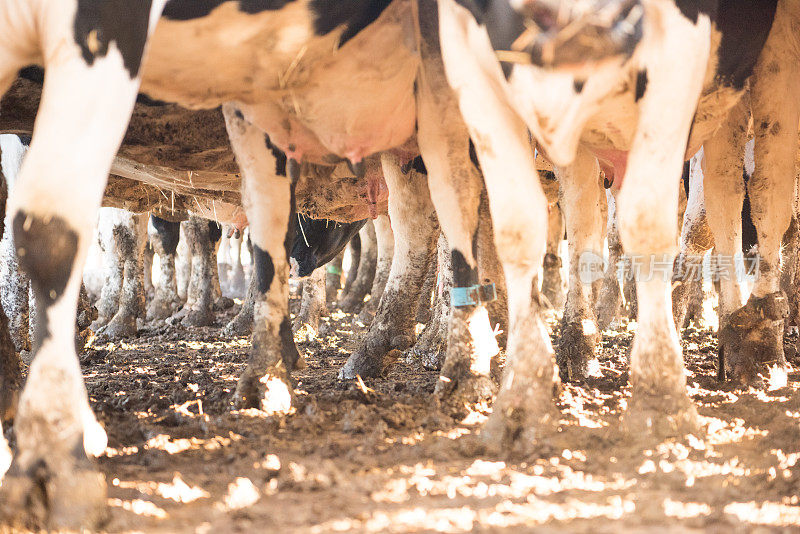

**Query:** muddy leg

left=294, top=268, right=327, bottom=342
left=358, top=214, right=394, bottom=323
left=412, top=232, right=451, bottom=369
left=223, top=105, right=299, bottom=412
left=596, top=189, right=624, bottom=329
left=0, top=33, right=148, bottom=526
left=437, top=0, right=556, bottom=436
left=0, top=136, right=30, bottom=353
left=91, top=209, right=123, bottom=330
left=0, top=141, right=21, bottom=423
left=616, top=6, right=709, bottom=435
left=339, top=154, right=437, bottom=378
left=723, top=31, right=799, bottom=382
left=339, top=220, right=377, bottom=314
left=223, top=267, right=255, bottom=337
left=476, top=188, right=508, bottom=350
left=556, top=148, right=605, bottom=381
left=147, top=215, right=182, bottom=321
left=415, top=252, right=436, bottom=324
left=325, top=252, right=344, bottom=305
left=540, top=172, right=566, bottom=310
left=672, top=152, right=715, bottom=331
left=179, top=217, right=216, bottom=327
left=98, top=212, right=146, bottom=339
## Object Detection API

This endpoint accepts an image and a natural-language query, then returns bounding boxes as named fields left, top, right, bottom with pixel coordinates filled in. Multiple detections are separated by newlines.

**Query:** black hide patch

left=253, top=245, right=275, bottom=294
left=74, top=0, right=153, bottom=78
left=573, top=78, right=585, bottom=93
left=310, top=0, right=393, bottom=46
left=162, top=0, right=296, bottom=20
left=150, top=215, right=180, bottom=254
left=674, top=0, right=716, bottom=24
left=264, top=135, right=288, bottom=177
left=713, top=1, right=778, bottom=89
left=13, top=212, right=78, bottom=307
left=634, top=69, right=648, bottom=102
left=279, top=316, right=300, bottom=370
left=451, top=249, right=479, bottom=289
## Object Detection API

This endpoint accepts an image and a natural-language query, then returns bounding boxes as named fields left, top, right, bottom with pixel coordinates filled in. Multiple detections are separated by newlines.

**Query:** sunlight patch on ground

left=724, top=501, right=800, bottom=527
left=108, top=498, right=168, bottom=519
left=217, top=477, right=261, bottom=511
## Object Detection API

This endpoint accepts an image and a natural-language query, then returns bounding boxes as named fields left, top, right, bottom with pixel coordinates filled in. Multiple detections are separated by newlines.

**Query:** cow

left=436, top=0, right=779, bottom=446
left=0, top=3, right=509, bottom=525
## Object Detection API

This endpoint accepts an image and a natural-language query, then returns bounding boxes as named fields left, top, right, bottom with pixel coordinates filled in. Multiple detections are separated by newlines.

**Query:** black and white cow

left=0, top=3, right=501, bottom=526
left=436, top=0, right=779, bottom=444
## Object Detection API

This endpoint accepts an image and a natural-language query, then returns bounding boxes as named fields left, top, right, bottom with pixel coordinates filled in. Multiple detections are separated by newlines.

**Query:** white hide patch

left=468, top=307, right=500, bottom=376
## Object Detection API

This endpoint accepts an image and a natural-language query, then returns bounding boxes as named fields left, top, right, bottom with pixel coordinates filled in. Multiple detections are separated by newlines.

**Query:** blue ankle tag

left=451, top=283, right=497, bottom=307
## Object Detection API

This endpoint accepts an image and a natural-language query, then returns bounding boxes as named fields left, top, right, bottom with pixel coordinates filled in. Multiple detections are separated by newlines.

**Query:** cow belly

left=141, top=0, right=418, bottom=162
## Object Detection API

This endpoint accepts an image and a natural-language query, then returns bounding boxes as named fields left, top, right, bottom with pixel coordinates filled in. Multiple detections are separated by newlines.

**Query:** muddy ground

left=26, top=296, right=800, bottom=532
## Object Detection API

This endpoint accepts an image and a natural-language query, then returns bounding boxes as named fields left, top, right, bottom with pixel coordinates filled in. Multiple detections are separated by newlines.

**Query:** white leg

left=223, top=104, right=298, bottom=413
left=1, top=21, right=150, bottom=529
left=438, top=0, right=556, bottom=445
left=616, top=3, right=711, bottom=434
left=556, top=147, right=605, bottom=381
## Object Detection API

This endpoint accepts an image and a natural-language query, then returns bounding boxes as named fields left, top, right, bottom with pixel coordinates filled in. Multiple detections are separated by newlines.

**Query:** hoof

left=480, top=404, right=559, bottom=455
left=232, top=368, right=293, bottom=414
left=339, top=347, right=400, bottom=380
left=223, top=312, right=253, bottom=337
left=96, top=313, right=137, bottom=340
left=623, top=393, right=700, bottom=438
left=214, top=296, right=234, bottom=311
left=146, top=297, right=180, bottom=322
left=181, top=308, right=215, bottom=328
left=557, top=320, right=598, bottom=382
left=718, top=292, right=789, bottom=385
left=0, top=452, right=106, bottom=530
left=435, top=372, right=495, bottom=409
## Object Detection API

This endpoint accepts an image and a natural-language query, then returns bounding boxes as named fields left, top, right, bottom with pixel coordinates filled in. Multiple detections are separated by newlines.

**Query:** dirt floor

left=36, top=295, right=800, bottom=532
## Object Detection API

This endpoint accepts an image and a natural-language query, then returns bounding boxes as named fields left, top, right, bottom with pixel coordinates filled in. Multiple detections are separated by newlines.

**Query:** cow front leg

left=357, top=214, right=394, bottom=323
left=339, top=154, right=437, bottom=379
left=556, top=148, right=604, bottom=381
left=293, top=267, right=327, bottom=342
left=223, top=105, right=298, bottom=413
left=0, top=25, right=149, bottom=526
left=616, top=3, right=711, bottom=435
left=541, top=174, right=566, bottom=310
left=596, top=189, right=624, bottom=329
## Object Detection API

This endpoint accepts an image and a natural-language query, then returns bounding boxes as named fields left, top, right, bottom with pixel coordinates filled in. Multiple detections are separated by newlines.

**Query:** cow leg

left=98, top=213, right=146, bottom=339
left=222, top=104, right=298, bottom=412
left=596, top=189, right=624, bottom=329
left=339, top=220, right=377, bottom=314
left=293, top=268, right=327, bottom=342
left=0, top=30, right=147, bottom=526
left=412, top=232, right=451, bottom=369
left=415, top=251, right=436, bottom=324
left=540, top=172, right=565, bottom=310
left=556, top=148, right=604, bottom=381
left=339, top=154, right=437, bottom=378
left=147, top=216, right=182, bottom=321
left=477, top=188, right=509, bottom=350
left=229, top=230, right=247, bottom=297
left=357, top=214, right=394, bottom=323
left=0, top=136, right=31, bottom=353
left=616, top=4, right=710, bottom=435
left=724, top=19, right=799, bottom=383
left=223, top=268, right=255, bottom=337
left=672, top=153, right=715, bottom=331
left=0, top=146, right=21, bottom=424
left=92, top=212, right=123, bottom=329
left=325, top=251, right=344, bottom=304
left=179, top=217, right=216, bottom=327
left=437, top=0, right=556, bottom=442
left=339, top=236, right=361, bottom=306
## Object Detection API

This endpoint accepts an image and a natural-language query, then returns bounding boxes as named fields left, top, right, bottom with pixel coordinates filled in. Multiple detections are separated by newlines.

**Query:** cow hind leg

left=339, top=154, right=437, bottom=379
left=293, top=267, right=327, bottom=342
left=556, top=149, right=604, bottom=381
left=223, top=105, right=298, bottom=413
left=595, top=189, right=624, bottom=329
left=147, top=215, right=182, bottom=321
